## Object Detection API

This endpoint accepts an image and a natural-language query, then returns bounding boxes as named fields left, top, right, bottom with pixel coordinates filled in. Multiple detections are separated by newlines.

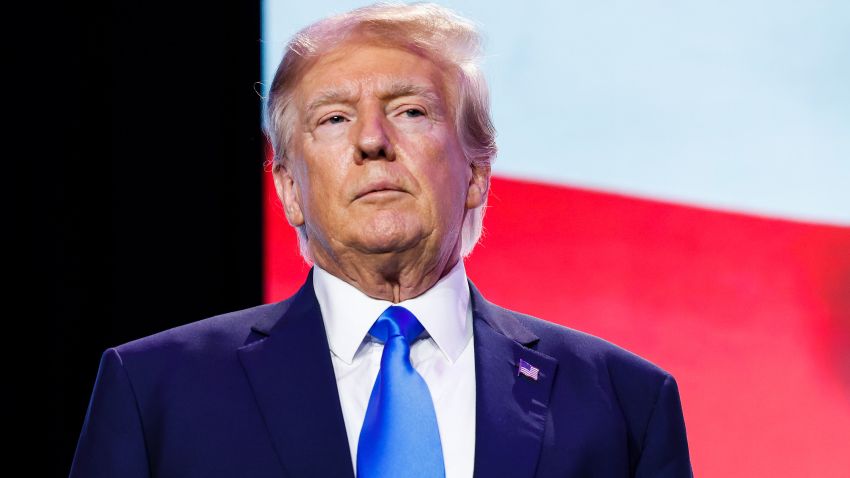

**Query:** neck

left=310, top=245, right=461, bottom=303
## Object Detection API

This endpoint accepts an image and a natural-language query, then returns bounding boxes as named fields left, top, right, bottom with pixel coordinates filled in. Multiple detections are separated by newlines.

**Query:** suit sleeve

left=634, top=374, right=694, bottom=478
left=69, top=347, right=151, bottom=478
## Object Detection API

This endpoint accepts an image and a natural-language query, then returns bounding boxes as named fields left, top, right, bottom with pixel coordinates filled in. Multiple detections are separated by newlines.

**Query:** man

left=70, top=3, right=693, bottom=477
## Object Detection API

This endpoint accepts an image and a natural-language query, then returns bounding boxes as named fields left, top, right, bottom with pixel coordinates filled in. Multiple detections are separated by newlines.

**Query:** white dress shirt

left=312, top=259, right=476, bottom=478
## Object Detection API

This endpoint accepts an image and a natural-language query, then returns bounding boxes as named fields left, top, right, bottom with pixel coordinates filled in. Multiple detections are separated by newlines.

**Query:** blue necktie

left=357, top=305, right=446, bottom=478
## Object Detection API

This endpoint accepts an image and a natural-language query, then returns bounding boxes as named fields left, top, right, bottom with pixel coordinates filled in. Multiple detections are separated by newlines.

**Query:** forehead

left=294, top=43, right=452, bottom=109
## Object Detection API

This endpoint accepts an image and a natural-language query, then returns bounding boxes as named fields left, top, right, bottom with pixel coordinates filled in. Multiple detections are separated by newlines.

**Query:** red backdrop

left=264, top=167, right=850, bottom=476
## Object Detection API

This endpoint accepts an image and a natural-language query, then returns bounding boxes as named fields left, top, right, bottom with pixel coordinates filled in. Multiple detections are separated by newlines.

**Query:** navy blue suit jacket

left=70, top=269, right=693, bottom=477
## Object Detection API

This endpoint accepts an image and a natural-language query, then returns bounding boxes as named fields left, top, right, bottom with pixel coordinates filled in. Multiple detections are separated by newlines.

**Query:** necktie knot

left=369, top=305, right=425, bottom=345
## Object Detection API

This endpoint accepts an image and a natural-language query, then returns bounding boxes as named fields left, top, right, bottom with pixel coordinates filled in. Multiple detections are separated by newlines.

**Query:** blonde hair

left=264, top=2, right=497, bottom=262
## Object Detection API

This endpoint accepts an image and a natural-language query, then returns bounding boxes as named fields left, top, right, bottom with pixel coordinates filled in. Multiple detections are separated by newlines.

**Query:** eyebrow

left=379, top=79, right=443, bottom=107
left=303, top=79, right=445, bottom=119
left=304, top=84, right=359, bottom=119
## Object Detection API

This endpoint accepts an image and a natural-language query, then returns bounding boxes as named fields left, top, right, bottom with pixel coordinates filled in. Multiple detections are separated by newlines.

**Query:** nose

left=353, top=104, right=395, bottom=163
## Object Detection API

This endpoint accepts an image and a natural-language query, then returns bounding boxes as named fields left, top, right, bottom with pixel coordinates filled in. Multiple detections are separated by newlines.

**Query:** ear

left=465, top=161, right=491, bottom=209
left=272, top=161, right=305, bottom=227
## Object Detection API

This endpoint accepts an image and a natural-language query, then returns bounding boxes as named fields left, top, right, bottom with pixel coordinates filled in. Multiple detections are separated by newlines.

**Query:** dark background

left=15, top=1, right=264, bottom=475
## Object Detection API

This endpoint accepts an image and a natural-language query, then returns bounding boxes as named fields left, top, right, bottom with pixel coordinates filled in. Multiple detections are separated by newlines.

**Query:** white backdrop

left=262, top=0, right=850, bottom=225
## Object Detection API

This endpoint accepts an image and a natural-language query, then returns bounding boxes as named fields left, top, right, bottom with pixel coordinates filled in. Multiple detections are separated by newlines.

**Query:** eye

left=402, top=108, right=425, bottom=118
left=321, top=114, right=348, bottom=125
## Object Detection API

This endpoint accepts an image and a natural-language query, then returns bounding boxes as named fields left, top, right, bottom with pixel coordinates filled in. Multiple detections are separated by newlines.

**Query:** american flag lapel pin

left=517, top=358, right=540, bottom=381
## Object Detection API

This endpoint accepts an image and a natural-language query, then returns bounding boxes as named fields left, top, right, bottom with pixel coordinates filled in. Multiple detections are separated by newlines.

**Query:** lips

left=354, top=180, right=406, bottom=200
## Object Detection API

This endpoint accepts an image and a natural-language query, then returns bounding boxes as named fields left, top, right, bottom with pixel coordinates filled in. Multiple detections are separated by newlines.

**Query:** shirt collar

left=313, top=259, right=472, bottom=365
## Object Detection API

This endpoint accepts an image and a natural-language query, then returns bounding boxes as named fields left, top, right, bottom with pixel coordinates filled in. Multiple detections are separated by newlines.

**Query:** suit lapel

left=237, top=268, right=355, bottom=478
left=235, top=270, right=556, bottom=477
left=470, top=280, right=558, bottom=478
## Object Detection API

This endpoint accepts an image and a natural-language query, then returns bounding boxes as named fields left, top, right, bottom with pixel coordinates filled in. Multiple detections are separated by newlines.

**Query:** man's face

left=275, top=42, right=488, bottom=266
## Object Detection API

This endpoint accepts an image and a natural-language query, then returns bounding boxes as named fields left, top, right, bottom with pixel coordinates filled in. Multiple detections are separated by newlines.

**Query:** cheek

left=407, top=135, right=469, bottom=210
left=298, top=141, right=352, bottom=211
left=302, top=137, right=349, bottom=182
left=426, top=132, right=467, bottom=185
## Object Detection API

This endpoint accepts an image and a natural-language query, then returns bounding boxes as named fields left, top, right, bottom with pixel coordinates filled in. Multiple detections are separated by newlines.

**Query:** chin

left=355, top=233, right=421, bottom=255
left=354, top=214, right=425, bottom=255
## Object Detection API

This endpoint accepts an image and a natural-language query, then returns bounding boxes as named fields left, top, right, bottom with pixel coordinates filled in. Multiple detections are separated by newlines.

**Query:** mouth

left=354, top=180, right=407, bottom=200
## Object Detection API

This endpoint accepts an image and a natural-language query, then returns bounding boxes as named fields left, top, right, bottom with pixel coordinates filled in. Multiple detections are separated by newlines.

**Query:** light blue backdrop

left=262, top=1, right=850, bottom=225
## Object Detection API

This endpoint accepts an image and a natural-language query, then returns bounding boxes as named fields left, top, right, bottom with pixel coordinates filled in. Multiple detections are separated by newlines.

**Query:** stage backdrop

left=260, top=1, right=850, bottom=476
